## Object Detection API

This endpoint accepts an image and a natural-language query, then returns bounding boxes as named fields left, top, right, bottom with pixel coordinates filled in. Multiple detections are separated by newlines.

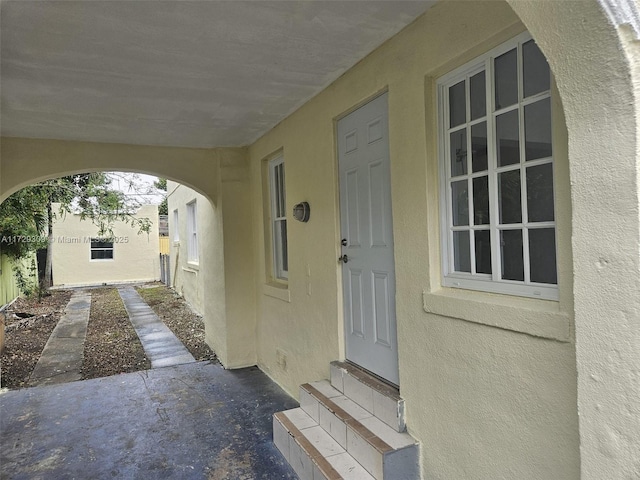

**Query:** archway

left=1, top=138, right=255, bottom=371
left=505, top=1, right=640, bottom=478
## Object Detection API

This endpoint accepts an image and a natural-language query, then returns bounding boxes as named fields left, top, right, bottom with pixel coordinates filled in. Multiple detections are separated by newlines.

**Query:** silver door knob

left=338, top=254, right=349, bottom=263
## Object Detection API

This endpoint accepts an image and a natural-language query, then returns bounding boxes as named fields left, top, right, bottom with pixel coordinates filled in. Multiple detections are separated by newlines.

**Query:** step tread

left=275, top=408, right=375, bottom=480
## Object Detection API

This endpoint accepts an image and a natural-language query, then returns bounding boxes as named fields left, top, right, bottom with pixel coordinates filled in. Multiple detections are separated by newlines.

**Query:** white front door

left=338, top=92, right=399, bottom=385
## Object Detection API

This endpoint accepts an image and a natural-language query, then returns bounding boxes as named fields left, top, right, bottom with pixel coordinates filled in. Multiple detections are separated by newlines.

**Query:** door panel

left=338, top=93, right=399, bottom=385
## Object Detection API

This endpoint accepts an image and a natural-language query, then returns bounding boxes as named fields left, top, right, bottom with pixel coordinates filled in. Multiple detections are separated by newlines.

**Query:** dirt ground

left=1, top=290, right=73, bottom=389
left=1, top=283, right=215, bottom=390
left=81, top=288, right=151, bottom=380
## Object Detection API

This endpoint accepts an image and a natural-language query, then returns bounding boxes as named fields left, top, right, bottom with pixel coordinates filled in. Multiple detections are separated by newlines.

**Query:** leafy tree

left=154, top=178, right=168, bottom=215
left=0, top=172, right=152, bottom=292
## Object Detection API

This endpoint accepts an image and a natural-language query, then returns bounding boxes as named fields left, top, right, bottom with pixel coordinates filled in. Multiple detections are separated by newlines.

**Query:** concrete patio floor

left=1, top=361, right=299, bottom=479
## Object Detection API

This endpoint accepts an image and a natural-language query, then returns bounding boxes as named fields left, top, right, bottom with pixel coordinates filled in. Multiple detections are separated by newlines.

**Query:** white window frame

left=172, top=208, right=179, bottom=243
left=437, top=32, right=558, bottom=301
left=90, top=238, right=114, bottom=261
left=186, top=200, right=198, bottom=263
left=269, top=155, right=288, bottom=281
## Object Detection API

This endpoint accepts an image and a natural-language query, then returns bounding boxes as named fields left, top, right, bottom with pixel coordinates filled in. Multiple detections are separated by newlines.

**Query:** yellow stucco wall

left=51, top=203, right=160, bottom=286
left=167, top=183, right=208, bottom=315
left=248, top=1, right=580, bottom=478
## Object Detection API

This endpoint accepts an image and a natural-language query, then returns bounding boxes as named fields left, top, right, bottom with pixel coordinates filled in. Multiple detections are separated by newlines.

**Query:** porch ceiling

left=0, top=0, right=435, bottom=148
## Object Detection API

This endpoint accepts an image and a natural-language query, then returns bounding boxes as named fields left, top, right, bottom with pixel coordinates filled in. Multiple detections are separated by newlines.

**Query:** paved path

left=1, top=362, right=298, bottom=479
left=118, top=286, right=195, bottom=368
left=29, top=290, right=92, bottom=386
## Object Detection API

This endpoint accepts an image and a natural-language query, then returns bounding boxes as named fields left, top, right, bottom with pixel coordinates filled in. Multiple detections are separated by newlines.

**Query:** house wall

left=1, top=1, right=638, bottom=478
left=167, top=183, right=208, bottom=315
left=51, top=203, right=160, bottom=286
left=248, top=1, right=580, bottom=478
left=167, top=147, right=257, bottom=369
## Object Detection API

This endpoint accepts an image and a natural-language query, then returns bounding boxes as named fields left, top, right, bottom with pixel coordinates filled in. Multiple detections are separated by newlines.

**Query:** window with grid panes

left=269, top=155, right=288, bottom=280
left=438, top=33, right=557, bottom=300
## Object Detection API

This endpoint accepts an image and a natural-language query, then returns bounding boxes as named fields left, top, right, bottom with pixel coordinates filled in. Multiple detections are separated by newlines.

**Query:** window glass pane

left=451, top=180, right=469, bottom=226
left=523, top=40, right=550, bottom=98
left=280, top=220, right=288, bottom=273
left=496, top=109, right=520, bottom=166
left=474, top=230, right=492, bottom=274
left=529, top=228, right=557, bottom=284
left=450, top=129, right=467, bottom=177
left=494, top=48, right=518, bottom=109
left=472, top=176, right=490, bottom=225
left=526, top=163, right=554, bottom=222
left=470, top=71, right=486, bottom=120
left=91, top=239, right=112, bottom=249
left=499, top=170, right=522, bottom=224
left=279, top=163, right=286, bottom=217
left=525, top=98, right=552, bottom=161
left=501, top=229, right=524, bottom=281
left=453, top=231, right=471, bottom=273
left=471, top=122, right=488, bottom=172
left=449, top=81, right=466, bottom=128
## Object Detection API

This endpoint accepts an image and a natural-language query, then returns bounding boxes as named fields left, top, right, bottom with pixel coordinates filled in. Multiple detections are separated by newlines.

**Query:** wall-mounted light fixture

left=293, top=201, right=310, bottom=222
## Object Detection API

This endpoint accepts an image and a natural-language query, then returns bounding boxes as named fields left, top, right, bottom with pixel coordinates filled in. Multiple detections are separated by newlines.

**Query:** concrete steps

left=273, top=362, right=419, bottom=480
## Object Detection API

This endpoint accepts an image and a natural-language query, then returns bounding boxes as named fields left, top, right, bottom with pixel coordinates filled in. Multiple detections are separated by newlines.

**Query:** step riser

left=274, top=411, right=375, bottom=480
left=300, top=382, right=419, bottom=480
left=330, top=362, right=405, bottom=432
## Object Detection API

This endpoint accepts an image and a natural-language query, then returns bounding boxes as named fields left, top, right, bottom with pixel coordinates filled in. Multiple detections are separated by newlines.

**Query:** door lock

left=338, top=254, right=349, bottom=264
left=341, top=238, right=348, bottom=246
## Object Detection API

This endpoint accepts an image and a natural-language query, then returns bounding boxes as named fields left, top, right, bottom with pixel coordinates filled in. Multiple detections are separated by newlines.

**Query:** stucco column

left=217, top=148, right=258, bottom=368
left=508, top=1, right=640, bottom=478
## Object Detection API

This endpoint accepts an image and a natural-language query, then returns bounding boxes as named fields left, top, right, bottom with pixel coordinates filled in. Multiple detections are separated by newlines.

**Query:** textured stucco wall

left=167, top=147, right=256, bottom=369
left=249, top=1, right=582, bottom=478
left=51, top=203, right=160, bottom=286
left=504, top=1, right=640, bottom=478
left=167, top=183, right=208, bottom=315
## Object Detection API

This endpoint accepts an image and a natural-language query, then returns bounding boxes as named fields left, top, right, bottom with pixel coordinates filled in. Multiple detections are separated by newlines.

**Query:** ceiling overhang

left=1, top=1, right=435, bottom=148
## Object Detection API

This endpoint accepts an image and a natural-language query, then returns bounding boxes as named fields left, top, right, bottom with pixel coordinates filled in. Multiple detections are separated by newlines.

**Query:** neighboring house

left=1, top=1, right=639, bottom=479
left=51, top=203, right=160, bottom=287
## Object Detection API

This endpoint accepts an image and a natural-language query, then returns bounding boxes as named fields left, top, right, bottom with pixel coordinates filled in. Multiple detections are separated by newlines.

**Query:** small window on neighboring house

left=173, top=209, right=179, bottom=242
left=91, top=238, right=114, bottom=260
left=187, top=201, right=198, bottom=263
left=438, top=33, right=557, bottom=300
left=269, top=155, right=288, bottom=280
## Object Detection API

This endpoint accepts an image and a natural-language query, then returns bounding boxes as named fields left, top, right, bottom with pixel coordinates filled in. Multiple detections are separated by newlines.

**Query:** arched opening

left=0, top=169, right=221, bottom=387
left=504, top=1, right=640, bottom=477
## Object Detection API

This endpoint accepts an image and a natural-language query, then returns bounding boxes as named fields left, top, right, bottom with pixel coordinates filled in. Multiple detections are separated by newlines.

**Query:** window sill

left=263, top=283, right=290, bottom=303
left=422, top=288, right=572, bottom=342
left=183, top=264, right=198, bottom=275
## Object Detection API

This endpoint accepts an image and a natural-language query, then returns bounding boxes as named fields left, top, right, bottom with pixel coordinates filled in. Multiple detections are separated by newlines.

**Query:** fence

left=159, top=254, right=171, bottom=286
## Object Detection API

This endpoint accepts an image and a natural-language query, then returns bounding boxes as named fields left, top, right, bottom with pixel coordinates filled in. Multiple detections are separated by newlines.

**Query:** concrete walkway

left=1, top=362, right=298, bottom=479
left=118, top=286, right=196, bottom=368
left=29, top=290, right=92, bottom=387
